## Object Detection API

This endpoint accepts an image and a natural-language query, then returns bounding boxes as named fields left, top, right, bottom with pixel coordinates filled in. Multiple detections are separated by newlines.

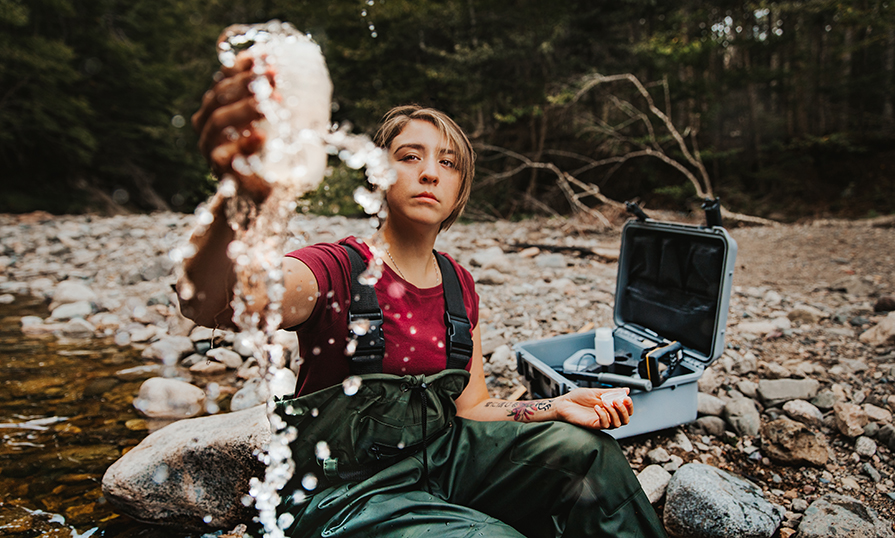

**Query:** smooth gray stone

left=664, top=463, right=784, bottom=538
left=797, top=494, right=894, bottom=538
left=102, top=405, right=269, bottom=532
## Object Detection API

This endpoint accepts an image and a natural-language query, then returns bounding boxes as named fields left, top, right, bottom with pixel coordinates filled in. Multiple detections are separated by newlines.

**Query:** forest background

left=3, top=0, right=894, bottom=222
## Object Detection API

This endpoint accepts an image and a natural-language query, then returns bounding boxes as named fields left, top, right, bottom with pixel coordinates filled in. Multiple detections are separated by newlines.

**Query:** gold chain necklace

left=386, top=249, right=440, bottom=285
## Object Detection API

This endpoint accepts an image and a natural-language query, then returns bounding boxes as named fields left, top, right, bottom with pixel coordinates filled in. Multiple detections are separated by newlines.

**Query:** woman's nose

left=420, top=159, right=439, bottom=185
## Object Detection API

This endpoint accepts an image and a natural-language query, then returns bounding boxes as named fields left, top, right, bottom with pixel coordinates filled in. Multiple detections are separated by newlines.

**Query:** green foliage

left=299, top=160, right=366, bottom=218
left=2, top=0, right=894, bottom=218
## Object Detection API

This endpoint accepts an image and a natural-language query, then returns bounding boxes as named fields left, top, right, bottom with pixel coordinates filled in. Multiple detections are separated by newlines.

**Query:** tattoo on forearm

left=485, top=400, right=553, bottom=422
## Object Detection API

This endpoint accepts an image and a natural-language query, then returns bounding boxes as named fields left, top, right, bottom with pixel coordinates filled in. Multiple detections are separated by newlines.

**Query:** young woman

left=183, top=52, right=666, bottom=538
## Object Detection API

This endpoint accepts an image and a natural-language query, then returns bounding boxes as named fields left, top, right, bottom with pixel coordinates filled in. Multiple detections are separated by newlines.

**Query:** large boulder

left=102, top=405, right=270, bottom=532
left=663, top=463, right=784, bottom=538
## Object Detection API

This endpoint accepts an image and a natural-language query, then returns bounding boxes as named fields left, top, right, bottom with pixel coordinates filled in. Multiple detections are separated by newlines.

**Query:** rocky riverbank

left=2, top=210, right=895, bottom=537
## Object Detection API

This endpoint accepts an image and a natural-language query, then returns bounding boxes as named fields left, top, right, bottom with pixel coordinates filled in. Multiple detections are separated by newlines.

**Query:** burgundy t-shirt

left=285, top=237, right=479, bottom=396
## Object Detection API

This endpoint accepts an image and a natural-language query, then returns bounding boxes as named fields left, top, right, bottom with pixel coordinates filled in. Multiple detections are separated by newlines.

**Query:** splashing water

left=176, top=19, right=399, bottom=538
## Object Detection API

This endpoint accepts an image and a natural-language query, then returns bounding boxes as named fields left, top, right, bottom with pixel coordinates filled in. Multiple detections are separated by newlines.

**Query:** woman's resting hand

left=553, top=387, right=633, bottom=430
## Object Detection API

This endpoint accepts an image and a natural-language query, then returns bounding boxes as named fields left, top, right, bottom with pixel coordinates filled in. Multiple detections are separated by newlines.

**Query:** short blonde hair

left=373, top=105, right=475, bottom=230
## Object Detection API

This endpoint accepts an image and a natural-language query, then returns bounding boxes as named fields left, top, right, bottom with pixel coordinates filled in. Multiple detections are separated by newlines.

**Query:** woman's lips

left=414, top=192, right=438, bottom=202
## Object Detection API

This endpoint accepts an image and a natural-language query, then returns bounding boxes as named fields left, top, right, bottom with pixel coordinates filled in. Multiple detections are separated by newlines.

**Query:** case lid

left=614, top=219, right=737, bottom=365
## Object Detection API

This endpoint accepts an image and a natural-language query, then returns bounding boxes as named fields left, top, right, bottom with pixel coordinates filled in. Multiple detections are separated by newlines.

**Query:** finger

left=199, top=98, right=263, bottom=162
left=593, top=404, right=611, bottom=429
left=603, top=402, right=623, bottom=429
left=220, top=50, right=255, bottom=78
left=193, top=70, right=258, bottom=135
left=613, top=400, right=631, bottom=425
left=209, top=142, right=271, bottom=202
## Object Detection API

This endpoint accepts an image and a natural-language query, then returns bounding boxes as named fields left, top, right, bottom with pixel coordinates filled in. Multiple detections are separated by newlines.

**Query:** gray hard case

left=514, top=218, right=738, bottom=438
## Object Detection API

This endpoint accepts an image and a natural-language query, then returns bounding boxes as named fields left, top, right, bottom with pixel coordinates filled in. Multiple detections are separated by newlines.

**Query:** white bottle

left=594, top=327, right=615, bottom=367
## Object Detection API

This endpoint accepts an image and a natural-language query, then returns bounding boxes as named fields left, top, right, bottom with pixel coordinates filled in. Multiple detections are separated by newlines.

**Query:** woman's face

left=385, top=119, right=462, bottom=231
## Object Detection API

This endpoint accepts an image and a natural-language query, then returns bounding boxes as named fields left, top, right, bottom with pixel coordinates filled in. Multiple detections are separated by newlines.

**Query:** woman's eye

left=441, top=160, right=456, bottom=168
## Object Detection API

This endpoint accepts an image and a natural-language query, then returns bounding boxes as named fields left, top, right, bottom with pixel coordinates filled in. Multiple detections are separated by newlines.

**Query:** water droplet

left=437, top=341, right=445, bottom=349
left=343, top=375, right=362, bottom=396
left=312, top=347, right=321, bottom=355
left=315, top=441, right=331, bottom=460
left=311, top=408, right=319, bottom=417
left=277, top=512, right=295, bottom=529
left=203, top=514, right=213, bottom=523
left=328, top=338, right=335, bottom=345
left=397, top=441, right=405, bottom=449
left=403, top=357, right=410, bottom=362
left=349, top=318, right=371, bottom=336
left=241, top=495, right=254, bottom=507
left=345, top=339, right=358, bottom=356
left=409, top=326, right=417, bottom=335
left=302, top=473, right=318, bottom=490
left=152, top=464, right=169, bottom=484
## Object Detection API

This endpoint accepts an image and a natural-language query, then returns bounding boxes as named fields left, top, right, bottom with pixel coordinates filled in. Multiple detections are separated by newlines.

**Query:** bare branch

left=573, top=73, right=714, bottom=198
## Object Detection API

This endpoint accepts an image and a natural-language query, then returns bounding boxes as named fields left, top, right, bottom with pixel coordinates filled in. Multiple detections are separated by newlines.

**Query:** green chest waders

left=274, top=244, right=474, bottom=488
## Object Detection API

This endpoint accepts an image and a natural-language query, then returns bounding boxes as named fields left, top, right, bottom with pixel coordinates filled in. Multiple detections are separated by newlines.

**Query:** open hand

left=554, top=387, right=633, bottom=430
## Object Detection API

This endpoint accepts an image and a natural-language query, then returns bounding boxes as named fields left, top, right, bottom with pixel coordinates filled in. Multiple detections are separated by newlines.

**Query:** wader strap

left=344, top=245, right=385, bottom=375
left=436, top=253, right=474, bottom=371
left=342, top=245, right=474, bottom=374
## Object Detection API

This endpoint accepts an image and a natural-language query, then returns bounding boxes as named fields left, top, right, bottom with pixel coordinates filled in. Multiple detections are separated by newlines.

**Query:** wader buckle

left=444, top=312, right=473, bottom=367
left=349, top=312, right=385, bottom=374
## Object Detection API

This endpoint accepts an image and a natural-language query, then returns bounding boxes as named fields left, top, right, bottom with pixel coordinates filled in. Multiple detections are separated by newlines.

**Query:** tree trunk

left=885, top=27, right=895, bottom=121
left=840, top=26, right=854, bottom=132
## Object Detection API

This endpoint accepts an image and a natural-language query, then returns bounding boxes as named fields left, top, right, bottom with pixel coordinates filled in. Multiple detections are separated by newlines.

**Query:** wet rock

left=48, top=280, right=98, bottom=310
left=797, top=494, right=894, bottom=538
left=860, top=312, right=895, bottom=347
left=230, top=378, right=269, bottom=411
left=231, top=334, right=256, bottom=358
left=697, top=393, right=726, bottom=417
left=637, top=464, right=672, bottom=504
left=141, top=336, right=195, bottom=363
left=133, top=377, right=205, bottom=419
left=760, top=417, right=829, bottom=466
left=757, top=379, right=820, bottom=407
left=189, top=360, right=227, bottom=375
left=663, top=463, right=784, bottom=538
left=782, top=400, right=824, bottom=427
left=115, top=364, right=164, bottom=381
left=875, top=295, right=895, bottom=313
left=61, top=317, right=96, bottom=338
left=722, top=397, right=761, bottom=437
left=834, top=402, right=870, bottom=438
left=102, top=405, right=269, bottom=532
left=206, top=347, right=244, bottom=369
left=49, top=300, right=94, bottom=321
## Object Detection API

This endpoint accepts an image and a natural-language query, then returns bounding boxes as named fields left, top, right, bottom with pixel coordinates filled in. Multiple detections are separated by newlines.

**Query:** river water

left=0, top=295, right=186, bottom=537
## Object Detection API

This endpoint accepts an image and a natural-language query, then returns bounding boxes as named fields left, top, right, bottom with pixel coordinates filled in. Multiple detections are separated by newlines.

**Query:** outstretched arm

left=454, top=326, right=633, bottom=429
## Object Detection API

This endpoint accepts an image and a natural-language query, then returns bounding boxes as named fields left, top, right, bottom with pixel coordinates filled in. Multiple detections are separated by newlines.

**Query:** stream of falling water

left=180, top=21, right=395, bottom=538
